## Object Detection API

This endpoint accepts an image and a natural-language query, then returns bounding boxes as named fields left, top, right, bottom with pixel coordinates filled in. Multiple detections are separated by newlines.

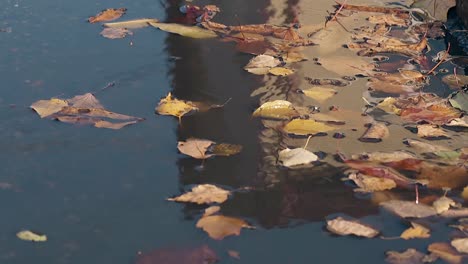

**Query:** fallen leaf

left=177, top=138, right=214, bottom=159
left=244, top=55, right=280, bottom=69
left=445, top=117, right=468, bottom=128
left=100, top=28, right=133, bottom=39
left=400, top=222, right=430, bottom=240
left=381, top=200, right=437, bottom=218
left=318, top=56, right=376, bottom=76
left=135, top=245, right=218, bottom=264
left=210, top=143, right=243, bottom=156
left=88, top=8, right=127, bottom=23
left=16, top=230, right=47, bottom=242
left=415, top=162, right=468, bottom=189
left=156, top=93, right=198, bottom=120
left=442, top=74, right=468, bottom=90
left=278, top=148, right=318, bottom=168
left=385, top=248, right=425, bottom=264
left=203, top=206, right=221, bottom=217
left=196, top=215, right=252, bottom=240
left=30, top=98, right=68, bottom=118
left=149, top=22, right=217, bottom=38
left=227, top=250, right=240, bottom=260
left=268, top=67, right=294, bottom=76
left=416, top=124, right=450, bottom=138
left=377, top=97, right=402, bottom=115
left=451, top=238, right=468, bottom=254
left=301, top=87, right=337, bottom=103
left=94, top=120, right=140, bottom=129
left=103, top=18, right=158, bottom=29
left=404, top=138, right=451, bottom=153
left=433, top=196, right=458, bottom=214
left=359, top=122, right=389, bottom=142
left=348, top=173, right=396, bottom=192
left=67, top=93, right=103, bottom=109
left=283, top=119, right=337, bottom=136
left=326, top=216, right=379, bottom=238
left=427, top=242, right=463, bottom=264
left=168, top=184, right=230, bottom=204
left=252, top=100, right=299, bottom=120
left=337, top=2, right=410, bottom=15
left=350, top=151, right=416, bottom=163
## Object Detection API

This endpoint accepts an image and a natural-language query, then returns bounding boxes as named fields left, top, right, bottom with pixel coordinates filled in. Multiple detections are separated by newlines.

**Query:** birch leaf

left=17, top=230, right=47, bottom=242
left=326, top=217, right=379, bottom=238
left=168, top=184, right=230, bottom=204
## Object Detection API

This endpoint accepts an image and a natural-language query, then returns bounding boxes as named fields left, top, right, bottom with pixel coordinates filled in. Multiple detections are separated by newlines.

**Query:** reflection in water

left=165, top=0, right=381, bottom=228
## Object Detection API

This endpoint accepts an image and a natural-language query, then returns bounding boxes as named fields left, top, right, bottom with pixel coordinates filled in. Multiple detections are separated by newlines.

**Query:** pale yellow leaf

left=302, top=87, right=337, bottom=103
left=283, top=119, right=337, bottom=136
left=400, top=222, right=430, bottom=240
left=30, top=98, right=68, bottom=118
left=168, top=184, right=230, bottom=204
left=17, top=230, right=47, bottom=242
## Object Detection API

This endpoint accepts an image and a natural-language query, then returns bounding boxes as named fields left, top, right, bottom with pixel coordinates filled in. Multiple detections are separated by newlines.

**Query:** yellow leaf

left=156, top=93, right=198, bottom=119
left=268, top=67, right=294, bottom=76
left=283, top=119, right=337, bottom=136
left=30, top=98, right=68, bottom=118
left=400, top=222, right=430, bottom=240
left=302, top=87, right=337, bottom=103
left=177, top=138, right=214, bottom=159
left=168, top=184, right=230, bottom=204
left=103, top=18, right=159, bottom=29
left=252, top=100, right=298, bottom=120
left=196, top=215, right=252, bottom=240
left=149, top=22, right=217, bottom=39
left=377, top=97, right=401, bottom=115
left=17, top=230, right=47, bottom=242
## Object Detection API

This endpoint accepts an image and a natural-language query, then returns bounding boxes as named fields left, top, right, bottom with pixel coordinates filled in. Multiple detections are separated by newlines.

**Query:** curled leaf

left=326, top=217, right=379, bottom=238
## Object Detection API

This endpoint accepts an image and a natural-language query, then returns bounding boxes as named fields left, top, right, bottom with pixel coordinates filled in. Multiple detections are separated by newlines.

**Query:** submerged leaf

left=400, top=222, right=430, bottom=240
left=326, top=217, right=379, bottom=238
left=149, top=22, right=217, bottom=38
left=283, top=119, right=337, bottom=136
left=210, top=143, right=243, bottom=156
left=168, top=184, right=230, bottom=204
left=88, top=8, right=127, bottom=23
left=278, top=148, right=318, bottom=168
left=381, top=200, right=437, bottom=218
left=17, top=230, right=47, bottom=242
left=100, top=28, right=133, bottom=39
left=359, top=122, right=389, bottom=142
left=196, top=215, right=252, bottom=240
left=177, top=138, right=214, bottom=159
left=385, top=248, right=425, bottom=264
left=427, top=242, right=463, bottom=264
left=301, top=87, right=337, bottom=103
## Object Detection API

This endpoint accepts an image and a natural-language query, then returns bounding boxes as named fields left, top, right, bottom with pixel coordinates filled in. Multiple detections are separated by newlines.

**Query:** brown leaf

left=427, top=242, right=463, bottom=264
left=135, top=245, right=218, bottom=264
left=368, top=14, right=410, bottom=27
left=268, top=67, right=294, bottom=76
left=359, top=122, right=389, bottom=143
left=177, top=138, right=214, bottom=159
left=416, top=124, right=450, bottom=138
left=350, top=151, right=416, bottom=163
left=168, top=184, right=230, bottom=204
left=381, top=200, right=437, bottom=218
left=451, top=238, right=468, bottom=254
left=196, top=215, right=252, bottom=240
left=400, top=222, right=430, bottom=240
left=88, top=8, right=127, bottom=23
left=301, top=87, right=337, bottom=103
left=348, top=173, right=396, bottom=192
left=283, top=119, right=337, bottom=136
left=385, top=248, right=425, bottom=264
left=326, top=217, right=379, bottom=238
left=100, top=28, right=133, bottom=39
left=203, top=206, right=220, bottom=217
left=416, top=162, right=468, bottom=189
left=30, top=98, right=68, bottom=118
left=433, top=196, right=458, bottom=214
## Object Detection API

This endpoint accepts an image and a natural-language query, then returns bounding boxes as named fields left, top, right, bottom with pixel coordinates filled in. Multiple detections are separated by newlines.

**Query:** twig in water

left=426, top=42, right=450, bottom=76
left=415, top=184, right=419, bottom=204
left=326, top=0, right=348, bottom=28
left=303, top=135, right=312, bottom=149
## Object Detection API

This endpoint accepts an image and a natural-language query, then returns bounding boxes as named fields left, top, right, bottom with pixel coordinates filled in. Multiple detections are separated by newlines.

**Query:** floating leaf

left=30, top=98, right=68, bottom=118
left=252, top=100, right=299, bottom=120
left=196, top=215, right=252, bottom=240
left=427, top=242, right=463, bottom=264
left=301, top=87, right=337, bottom=103
left=359, top=122, right=389, bottom=142
left=283, top=119, right=337, bottom=136
left=210, top=143, right=242, bottom=156
left=103, top=18, right=158, bottom=29
left=416, top=124, right=449, bottom=138
left=415, top=162, right=468, bottom=189
left=404, top=138, right=451, bottom=153
left=462, top=186, right=468, bottom=201
left=451, top=238, right=468, bottom=254
left=88, top=8, right=127, bottom=23
left=326, top=217, right=379, bottom=238
left=203, top=206, right=221, bottom=217
left=400, top=222, right=430, bottom=240
left=348, top=173, right=396, bottom=192
left=67, top=93, right=103, bottom=109
left=16, top=230, right=47, bottom=242
left=244, top=55, right=280, bottom=69
left=100, top=28, right=133, bottom=39
left=385, top=248, right=425, bottom=264
left=156, top=93, right=198, bottom=120
left=177, top=138, right=214, bottom=159
left=433, top=196, right=458, bottom=214
left=149, top=22, right=217, bottom=39
left=168, top=184, right=230, bottom=204
left=368, top=14, right=410, bottom=26
left=268, top=67, right=294, bottom=76
left=377, top=97, right=401, bottom=115
left=381, top=200, right=437, bottom=218
left=350, top=151, right=416, bottom=163
left=278, top=148, right=318, bottom=168
left=135, top=245, right=218, bottom=264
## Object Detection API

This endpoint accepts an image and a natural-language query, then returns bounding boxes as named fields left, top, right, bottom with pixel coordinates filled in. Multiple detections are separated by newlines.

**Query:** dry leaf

left=196, top=215, right=252, bottom=240
left=326, top=217, right=379, bottom=238
left=400, top=222, right=430, bottom=240
left=268, top=67, right=294, bottom=76
left=359, top=122, right=389, bottom=142
left=149, top=22, right=217, bottom=39
left=67, top=93, right=103, bottom=109
left=16, top=230, right=47, bottom=242
left=168, top=184, right=230, bottom=204
left=103, top=18, right=158, bottom=29
left=100, top=28, right=133, bottom=39
left=433, top=196, right=457, bottom=214
left=283, top=119, right=337, bottom=136
left=428, top=242, right=463, bottom=264
left=348, top=173, right=396, bottom=192
left=156, top=93, right=198, bottom=120
left=30, top=98, right=68, bottom=118
left=88, top=8, right=127, bottom=23
left=417, top=124, right=450, bottom=138
left=451, top=238, right=468, bottom=254
left=278, top=148, right=318, bottom=168
left=381, top=200, right=437, bottom=218
left=301, top=87, right=337, bottom=103
left=252, top=100, right=299, bottom=120
left=385, top=248, right=425, bottom=264
left=177, top=138, right=214, bottom=159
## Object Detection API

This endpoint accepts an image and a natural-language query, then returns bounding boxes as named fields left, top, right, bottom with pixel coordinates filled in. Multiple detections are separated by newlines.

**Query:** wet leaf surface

left=381, top=200, right=437, bottom=218
left=301, top=87, right=337, bottom=103
left=16, top=230, right=47, bottom=242
left=196, top=215, right=252, bottom=240
left=278, top=148, right=318, bottom=168
left=100, top=28, right=133, bottom=39
left=385, top=248, right=425, bottom=264
left=326, top=216, right=379, bottom=238
left=252, top=100, right=299, bottom=120
left=177, top=138, right=215, bottom=159
left=88, top=8, right=127, bottom=23
left=451, top=238, right=468, bottom=254
left=400, top=222, right=430, bottom=240
left=103, top=18, right=159, bottom=29
left=149, top=22, right=217, bottom=38
left=283, top=119, right=337, bottom=136
left=359, top=122, right=389, bottom=142
left=168, top=184, right=230, bottom=204
left=348, top=173, right=397, bottom=192
left=427, top=242, right=463, bottom=264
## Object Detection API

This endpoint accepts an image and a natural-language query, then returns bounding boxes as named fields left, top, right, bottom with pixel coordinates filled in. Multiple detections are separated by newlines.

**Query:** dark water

left=0, top=0, right=454, bottom=263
